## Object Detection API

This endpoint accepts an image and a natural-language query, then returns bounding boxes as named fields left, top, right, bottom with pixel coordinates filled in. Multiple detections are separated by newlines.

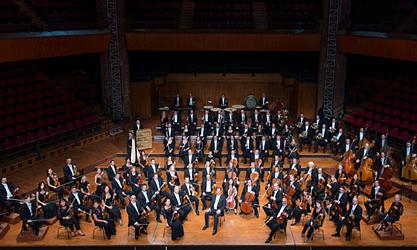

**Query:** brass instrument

left=299, top=130, right=308, bottom=139
left=311, top=122, right=319, bottom=131
left=331, top=135, right=338, bottom=143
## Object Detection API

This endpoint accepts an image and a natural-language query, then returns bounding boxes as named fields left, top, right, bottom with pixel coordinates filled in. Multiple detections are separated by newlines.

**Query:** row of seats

left=266, top=0, right=321, bottom=30
left=127, top=0, right=181, bottom=29
left=0, top=1, right=33, bottom=32
left=193, top=1, right=254, bottom=29
left=350, top=0, right=417, bottom=34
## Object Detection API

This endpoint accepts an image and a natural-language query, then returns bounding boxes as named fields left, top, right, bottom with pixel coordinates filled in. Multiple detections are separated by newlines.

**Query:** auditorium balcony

left=127, top=0, right=182, bottom=29
left=349, top=0, right=417, bottom=35
left=0, top=0, right=34, bottom=32
left=266, top=0, right=322, bottom=31
left=192, top=0, right=255, bottom=29
left=0, top=58, right=103, bottom=163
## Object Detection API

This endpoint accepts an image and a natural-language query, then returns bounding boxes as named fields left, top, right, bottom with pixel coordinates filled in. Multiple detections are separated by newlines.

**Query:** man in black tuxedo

left=184, top=150, right=196, bottom=167
left=315, top=123, right=330, bottom=153
left=63, top=158, right=79, bottom=184
left=257, top=135, right=270, bottom=161
left=333, top=128, right=346, bottom=155
left=262, top=182, right=283, bottom=217
left=202, top=110, right=213, bottom=129
left=133, top=119, right=143, bottom=137
left=259, top=93, right=269, bottom=109
left=265, top=197, right=292, bottom=243
left=227, top=135, right=239, bottom=156
left=241, top=134, right=254, bottom=164
left=170, top=186, right=192, bottom=221
left=112, top=173, right=128, bottom=207
left=126, top=195, right=149, bottom=239
left=107, top=160, right=118, bottom=182
left=19, top=194, right=42, bottom=236
left=181, top=177, right=200, bottom=215
left=138, top=184, right=162, bottom=222
left=364, top=180, right=386, bottom=222
left=0, top=177, right=19, bottom=212
left=299, top=121, right=314, bottom=152
left=332, top=197, right=362, bottom=241
left=186, top=93, right=196, bottom=110
left=240, top=179, right=260, bottom=217
left=219, top=94, right=228, bottom=109
left=165, top=123, right=176, bottom=140
left=210, top=136, right=223, bottom=166
left=145, top=159, right=159, bottom=183
left=201, top=174, right=215, bottom=210
left=173, top=93, right=182, bottom=110
left=202, top=187, right=226, bottom=235
left=68, top=186, right=91, bottom=222
left=327, top=186, right=349, bottom=224
left=355, top=143, right=373, bottom=170
left=187, top=110, right=197, bottom=135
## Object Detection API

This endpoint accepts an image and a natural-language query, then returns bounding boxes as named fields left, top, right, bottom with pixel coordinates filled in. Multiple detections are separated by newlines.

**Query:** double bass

left=401, top=156, right=417, bottom=181
left=342, top=150, right=355, bottom=177
left=358, top=157, right=373, bottom=183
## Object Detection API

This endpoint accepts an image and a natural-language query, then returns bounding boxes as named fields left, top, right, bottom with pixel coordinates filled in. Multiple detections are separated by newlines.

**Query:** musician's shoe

left=202, top=225, right=208, bottom=230
left=212, top=230, right=217, bottom=235
left=196, top=210, right=200, bottom=216
left=202, top=206, right=207, bottom=210
left=140, top=229, right=148, bottom=235
left=265, top=238, right=272, bottom=243
left=134, top=234, right=139, bottom=240
left=157, top=218, right=162, bottom=223
left=331, top=233, right=340, bottom=237
left=345, top=236, right=351, bottom=241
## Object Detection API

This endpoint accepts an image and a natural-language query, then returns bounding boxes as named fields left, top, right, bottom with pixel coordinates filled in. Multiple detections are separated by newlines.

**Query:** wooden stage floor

left=1, top=130, right=416, bottom=249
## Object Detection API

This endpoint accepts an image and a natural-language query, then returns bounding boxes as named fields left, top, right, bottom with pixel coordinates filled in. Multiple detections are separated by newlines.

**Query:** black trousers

left=266, top=219, right=286, bottom=240
left=335, top=218, right=358, bottom=238
left=204, top=210, right=222, bottom=231
left=95, top=219, right=116, bottom=239
left=60, top=217, right=81, bottom=231
left=201, top=193, right=212, bottom=209
left=302, top=220, right=319, bottom=239
left=144, top=202, right=161, bottom=220
left=189, top=195, right=200, bottom=211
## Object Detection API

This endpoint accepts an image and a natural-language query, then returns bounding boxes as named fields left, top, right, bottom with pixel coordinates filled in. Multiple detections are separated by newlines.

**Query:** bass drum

left=244, top=95, right=258, bottom=109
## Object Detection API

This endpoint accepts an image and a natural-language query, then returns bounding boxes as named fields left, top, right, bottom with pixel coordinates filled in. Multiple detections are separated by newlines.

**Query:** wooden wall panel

left=156, top=73, right=293, bottom=109
left=297, top=82, right=317, bottom=119
left=126, top=32, right=321, bottom=51
left=338, top=35, right=417, bottom=62
left=0, top=33, right=111, bottom=63
left=130, top=81, right=152, bottom=119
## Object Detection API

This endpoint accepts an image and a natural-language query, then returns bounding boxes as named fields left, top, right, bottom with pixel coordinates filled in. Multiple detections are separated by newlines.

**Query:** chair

left=92, top=226, right=106, bottom=239
left=163, top=224, right=171, bottom=239
left=57, top=225, right=71, bottom=239
left=341, top=222, right=361, bottom=239
left=127, top=225, right=137, bottom=238
left=311, top=226, right=325, bottom=240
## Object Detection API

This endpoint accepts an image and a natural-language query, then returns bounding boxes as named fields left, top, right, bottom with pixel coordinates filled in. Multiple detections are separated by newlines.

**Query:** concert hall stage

left=1, top=130, right=416, bottom=250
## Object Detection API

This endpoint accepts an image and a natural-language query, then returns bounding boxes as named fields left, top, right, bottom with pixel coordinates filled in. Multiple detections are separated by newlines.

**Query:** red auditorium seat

left=5, top=116, right=15, bottom=126
left=65, top=121, right=74, bottom=131
left=391, top=118, right=401, bottom=127
left=383, top=106, right=392, bottom=114
left=15, top=124, right=25, bottom=135
left=26, top=132, right=36, bottom=142
left=382, top=115, right=391, bottom=124
left=390, top=128, right=399, bottom=137
left=399, top=130, right=410, bottom=140
left=37, top=129, right=47, bottom=139
left=14, top=135, right=25, bottom=146
left=6, top=106, right=15, bottom=115
left=381, top=125, right=390, bottom=134
left=367, top=103, right=376, bottom=111
left=2, top=139, right=15, bottom=150
left=26, top=122, right=36, bottom=131
left=36, top=119, right=46, bottom=128
left=392, top=109, right=401, bottom=117
left=4, top=127, right=15, bottom=137
left=364, top=111, right=373, bottom=119
left=401, top=120, right=410, bottom=130
left=401, top=110, right=410, bottom=120
left=47, top=126, right=57, bottom=136
left=411, top=113, right=417, bottom=122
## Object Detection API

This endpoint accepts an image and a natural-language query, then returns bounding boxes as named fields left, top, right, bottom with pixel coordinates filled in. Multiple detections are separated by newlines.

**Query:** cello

left=240, top=173, right=258, bottom=214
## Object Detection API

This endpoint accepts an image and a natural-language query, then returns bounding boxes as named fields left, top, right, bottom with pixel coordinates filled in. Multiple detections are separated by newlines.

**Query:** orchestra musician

left=288, top=139, right=299, bottom=160
left=264, top=197, right=292, bottom=243
left=201, top=174, right=215, bottom=210
left=355, top=143, right=373, bottom=170
left=101, top=184, right=122, bottom=225
left=315, top=123, right=330, bottom=153
left=202, top=161, right=216, bottom=181
left=299, top=121, right=314, bottom=152
left=194, top=137, right=205, bottom=162
left=167, top=164, right=180, bottom=190
left=219, top=93, right=228, bottom=109
left=19, top=194, right=42, bottom=236
left=69, top=186, right=91, bottom=222
left=259, top=93, right=269, bottom=109
left=272, top=134, right=285, bottom=158
left=333, top=128, right=346, bottom=155
left=57, top=198, right=85, bottom=237
left=184, top=150, right=196, bottom=167
left=240, top=179, right=260, bottom=217
left=378, top=194, right=403, bottom=230
left=263, top=182, right=283, bottom=217
left=187, top=93, right=196, bottom=110
left=112, top=173, right=128, bottom=208
left=107, top=160, right=118, bottom=182
left=160, top=111, right=168, bottom=133
left=332, top=197, right=362, bottom=241
left=36, top=181, right=57, bottom=219
left=258, top=136, right=270, bottom=161
left=92, top=199, right=116, bottom=239
left=94, top=168, right=105, bottom=197
left=224, top=178, right=238, bottom=214
left=241, top=133, right=254, bottom=164
left=172, top=111, right=181, bottom=132
left=46, top=168, right=63, bottom=199
left=327, top=186, right=349, bottom=224
left=291, top=190, right=312, bottom=225
left=364, top=180, right=386, bottom=223
left=181, top=177, right=200, bottom=215
left=165, top=123, right=176, bottom=142
left=126, top=195, right=149, bottom=240
left=187, top=110, right=197, bottom=135
left=300, top=200, right=325, bottom=242
left=165, top=136, right=175, bottom=158
left=63, top=158, right=79, bottom=184
left=400, top=141, right=416, bottom=175
left=170, top=186, right=191, bottom=221
left=201, top=110, right=213, bottom=130
left=145, top=159, right=159, bottom=183
left=138, top=184, right=162, bottom=223
left=162, top=198, right=184, bottom=240
left=210, top=135, right=223, bottom=166
left=375, top=151, right=392, bottom=178
left=173, top=93, right=183, bottom=110
left=202, top=187, right=226, bottom=235
left=133, top=119, right=142, bottom=136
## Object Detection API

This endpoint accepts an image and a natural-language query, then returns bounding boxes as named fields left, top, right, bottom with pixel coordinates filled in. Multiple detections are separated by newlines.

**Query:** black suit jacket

left=209, top=194, right=226, bottom=212
left=0, top=182, right=15, bottom=201
left=19, top=202, right=36, bottom=223
left=126, top=201, right=145, bottom=226
left=344, top=204, right=362, bottom=225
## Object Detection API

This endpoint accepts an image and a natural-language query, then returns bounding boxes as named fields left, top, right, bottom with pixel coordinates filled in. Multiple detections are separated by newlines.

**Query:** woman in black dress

left=301, top=201, right=325, bottom=242
left=94, top=168, right=105, bottom=197
left=57, top=199, right=84, bottom=237
left=162, top=198, right=184, bottom=240
left=46, top=168, right=63, bottom=199
left=92, top=200, right=116, bottom=239
left=36, top=181, right=57, bottom=219
left=102, top=185, right=122, bottom=225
